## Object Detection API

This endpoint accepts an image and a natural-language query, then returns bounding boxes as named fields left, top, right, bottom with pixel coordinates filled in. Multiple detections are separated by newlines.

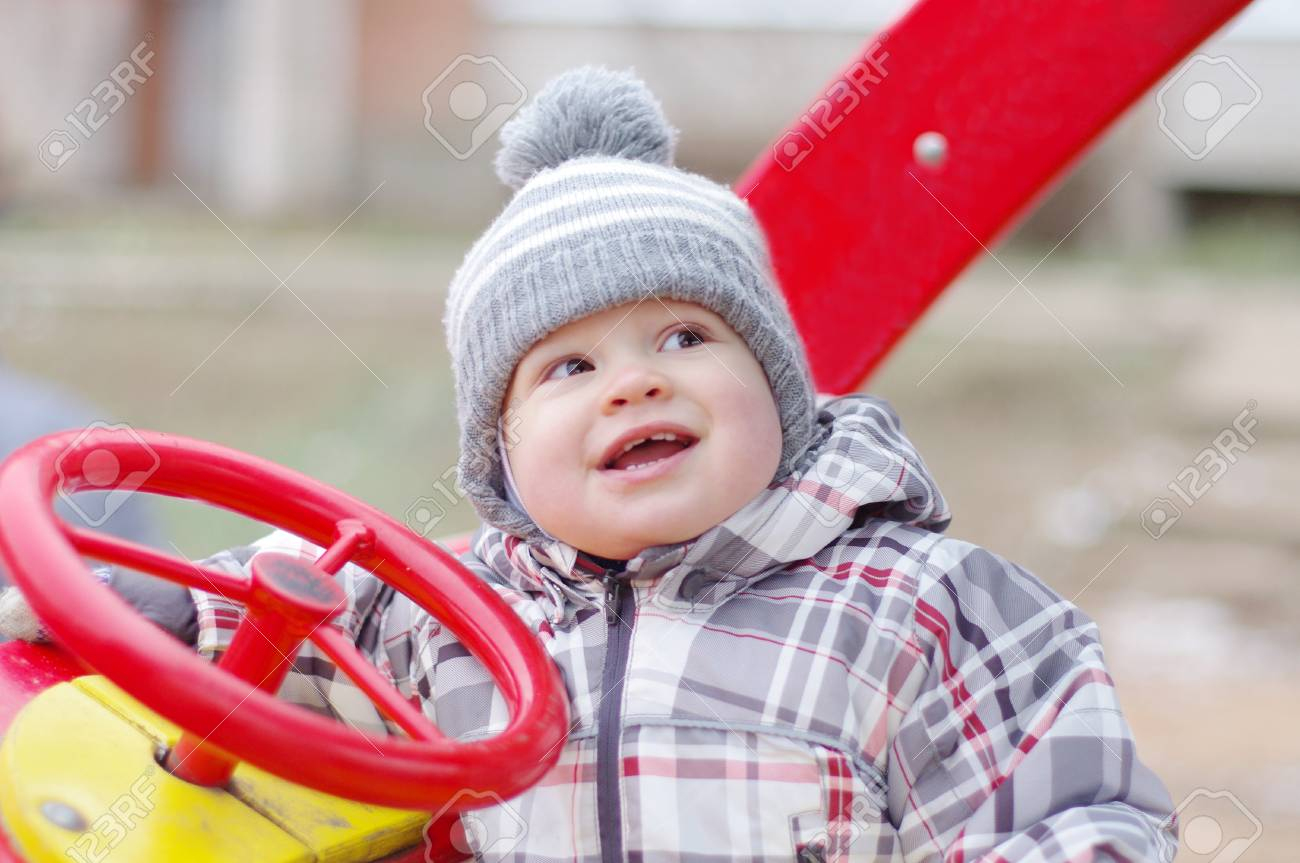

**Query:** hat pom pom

left=494, top=65, right=679, bottom=191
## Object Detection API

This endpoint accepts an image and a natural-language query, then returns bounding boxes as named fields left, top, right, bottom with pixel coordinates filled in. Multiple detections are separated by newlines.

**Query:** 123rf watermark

left=772, top=38, right=890, bottom=172
left=1156, top=53, right=1261, bottom=161
left=56, top=772, right=157, bottom=862
left=1158, top=788, right=1262, bottom=863
left=422, top=54, right=527, bottom=160
left=405, top=400, right=524, bottom=538
left=423, top=790, right=527, bottom=861
left=54, top=422, right=161, bottom=529
left=784, top=409, right=931, bottom=531
left=793, top=795, right=881, bottom=862
left=1141, top=401, right=1258, bottom=540
left=38, top=36, right=156, bottom=172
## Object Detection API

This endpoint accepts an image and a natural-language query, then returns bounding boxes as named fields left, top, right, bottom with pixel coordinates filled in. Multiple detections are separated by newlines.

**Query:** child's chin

left=620, top=512, right=707, bottom=543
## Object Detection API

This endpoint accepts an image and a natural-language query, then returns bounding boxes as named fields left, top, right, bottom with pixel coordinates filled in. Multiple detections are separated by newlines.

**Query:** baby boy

left=1, top=65, right=1179, bottom=862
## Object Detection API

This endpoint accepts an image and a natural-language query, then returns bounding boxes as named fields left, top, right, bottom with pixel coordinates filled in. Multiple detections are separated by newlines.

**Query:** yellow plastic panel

left=0, top=682, right=311, bottom=863
left=72, top=676, right=430, bottom=862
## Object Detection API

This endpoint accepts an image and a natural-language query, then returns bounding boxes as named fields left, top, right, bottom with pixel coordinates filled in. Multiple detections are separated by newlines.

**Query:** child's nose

left=601, top=362, right=673, bottom=411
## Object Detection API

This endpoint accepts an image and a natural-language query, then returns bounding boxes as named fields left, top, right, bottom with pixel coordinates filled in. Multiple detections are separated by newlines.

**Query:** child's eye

left=540, top=327, right=706, bottom=384
left=542, top=356, right=593, bottom=383
left=664, top=327, right=706, bottom=350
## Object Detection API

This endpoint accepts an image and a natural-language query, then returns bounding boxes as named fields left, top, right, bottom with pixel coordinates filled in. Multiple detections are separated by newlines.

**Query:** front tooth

left=622, top=453, right=676, bottom=471
left=614, top=431, right=684, bottom=463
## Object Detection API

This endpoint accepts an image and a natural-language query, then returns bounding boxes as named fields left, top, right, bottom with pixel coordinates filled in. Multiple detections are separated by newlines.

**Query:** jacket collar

left=469, top=393, right=951, bottom=624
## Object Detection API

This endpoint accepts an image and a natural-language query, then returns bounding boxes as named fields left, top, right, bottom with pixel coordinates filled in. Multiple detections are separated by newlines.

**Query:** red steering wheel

left=0, top=427, right=569, bottom=812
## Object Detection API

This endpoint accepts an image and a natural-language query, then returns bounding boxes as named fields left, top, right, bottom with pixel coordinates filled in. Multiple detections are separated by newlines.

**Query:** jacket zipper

left=597, top=571, right=634, bottom=862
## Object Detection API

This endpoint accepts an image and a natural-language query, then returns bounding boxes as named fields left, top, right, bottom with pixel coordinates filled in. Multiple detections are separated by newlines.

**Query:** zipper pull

left=602, top=573, right=622, bottom=626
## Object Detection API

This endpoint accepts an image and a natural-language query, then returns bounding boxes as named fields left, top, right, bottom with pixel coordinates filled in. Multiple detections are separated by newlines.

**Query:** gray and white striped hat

left=443, top=65, right=817, bottom=546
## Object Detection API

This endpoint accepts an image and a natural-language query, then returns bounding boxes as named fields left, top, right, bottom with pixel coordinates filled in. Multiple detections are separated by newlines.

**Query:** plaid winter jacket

left=189, top=393, right=1178, bottom=862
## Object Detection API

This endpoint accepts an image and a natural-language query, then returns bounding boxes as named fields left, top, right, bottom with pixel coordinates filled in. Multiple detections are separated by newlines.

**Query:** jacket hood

left=466, top=393, right=951, bottom=624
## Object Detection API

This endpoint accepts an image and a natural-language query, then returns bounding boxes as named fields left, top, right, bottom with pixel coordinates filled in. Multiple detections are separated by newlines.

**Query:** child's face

left=501, top=299, right=782, bottom=559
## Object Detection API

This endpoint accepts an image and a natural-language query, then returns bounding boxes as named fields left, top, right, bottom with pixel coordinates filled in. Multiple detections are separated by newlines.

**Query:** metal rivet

left=40, top=800, right=87, bottom=832
left=914, top=131, right=948, bottom=167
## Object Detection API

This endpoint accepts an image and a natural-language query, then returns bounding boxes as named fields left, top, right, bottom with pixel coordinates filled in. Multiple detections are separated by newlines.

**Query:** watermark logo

left=54, top=422, right=161, bottom=529
left=792, top=795, right=880, bottom=862
left=786, top=415, right=883, bottom=529
left=773, top=130, right=816, bottom=173
left=38, top=130, right=80, bottom=173
left=1141, top=401, right=1257, bottom=540
left=423, top=790, right=527, bottom=861
left=58, top=772, right=157, bottom=862
left=1140, top=497, right=1182, bottom=540
left=773, top=39, right=889, bottom=172
left=1159, top=788, right=1262, bottom=863
left=422, top=54, right=527, bottom=160
left=39, top=37, right=156, bottom=172
left=405, top=401, right=523, bottom=538
left=1156, top=54, right=1261, bottom=161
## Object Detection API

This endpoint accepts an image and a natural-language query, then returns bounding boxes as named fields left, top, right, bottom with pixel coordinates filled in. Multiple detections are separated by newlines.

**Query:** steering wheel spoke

left=312, top=518, right=373, bottom=575
left=311, top=626, right=449, bottom=743
left=65, top=525, right=253, bottom=603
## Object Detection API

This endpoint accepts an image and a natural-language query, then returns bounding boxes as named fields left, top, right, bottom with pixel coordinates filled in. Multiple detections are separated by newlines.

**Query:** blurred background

left=0, top=1, right=1296, bottom=859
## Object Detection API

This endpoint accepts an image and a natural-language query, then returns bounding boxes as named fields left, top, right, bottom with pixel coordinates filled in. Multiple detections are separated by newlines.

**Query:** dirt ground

left=2, top=210, right=1296, bottom=861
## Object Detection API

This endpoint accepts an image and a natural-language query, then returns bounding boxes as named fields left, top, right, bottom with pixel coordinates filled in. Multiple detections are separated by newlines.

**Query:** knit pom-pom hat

left=442, top=64, right=816, bottom=546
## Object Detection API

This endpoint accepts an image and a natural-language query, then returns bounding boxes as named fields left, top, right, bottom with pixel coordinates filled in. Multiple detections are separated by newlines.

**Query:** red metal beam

left=738, top=0, right=1255, bottom=393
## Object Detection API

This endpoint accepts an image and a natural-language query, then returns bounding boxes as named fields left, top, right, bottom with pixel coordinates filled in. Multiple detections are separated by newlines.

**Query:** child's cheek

left=711, top=379, right=783, bottom=480
left=511, top=411, right=578, bottom=495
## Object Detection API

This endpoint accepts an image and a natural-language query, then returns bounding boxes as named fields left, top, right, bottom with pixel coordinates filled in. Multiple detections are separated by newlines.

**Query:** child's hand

left=0, top=569, right=196, bottom=646
left=0, top=585, right=47, bottom=643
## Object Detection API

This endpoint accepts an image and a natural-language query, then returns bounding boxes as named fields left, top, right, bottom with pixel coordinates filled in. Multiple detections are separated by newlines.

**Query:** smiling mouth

left=600, top=436, right=699, bottom=472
